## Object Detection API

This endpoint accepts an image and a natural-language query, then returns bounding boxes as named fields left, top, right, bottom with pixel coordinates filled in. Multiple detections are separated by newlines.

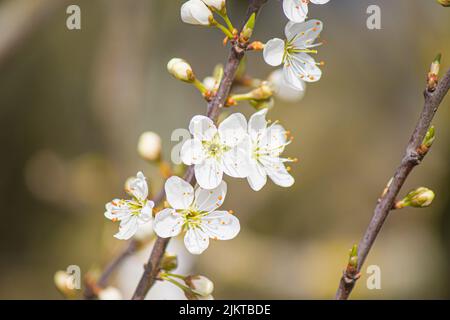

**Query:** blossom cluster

left=103, top=0, right=329, bottom=277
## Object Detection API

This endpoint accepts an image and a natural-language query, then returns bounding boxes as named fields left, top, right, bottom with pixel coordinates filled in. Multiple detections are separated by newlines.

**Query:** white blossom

left=246, top=109, right=295, bottom=191
left=137, top=131, right=162, bottom=161
left=153, top=176, right=240, bottom=255
left=268, top=69, right=305, bottom=102
left=181, top=0, right=213, bottom=26
left=283, top=0, right=330, bottom=23
left=104, top=172, right=154, bottom=240
left=180, top=113, right=250, bottom=189
left=263, top=20, right=323, bottom=89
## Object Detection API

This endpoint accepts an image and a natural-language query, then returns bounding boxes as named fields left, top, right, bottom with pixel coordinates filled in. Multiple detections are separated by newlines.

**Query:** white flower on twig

left=180, top=113, right=250, bottom=189
left=283, top=0, right=330, bottom=23
left=181, top=0, right=213, bottom=26
left=263, top=20, right=323, bottom=89
left=246, top=109, right=295, bottom=191
left=153, top=176, right=240, bottom=255
left=105, top=172, right=154, bottom=240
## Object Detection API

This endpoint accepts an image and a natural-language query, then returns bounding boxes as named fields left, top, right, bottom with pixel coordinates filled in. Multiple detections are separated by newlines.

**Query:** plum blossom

left=283, top=0, right=330, bottom=23
left=268, top=69, right=305, bottom=102
left=180, top=113, right=250, bottom=189
left=246, top=109, right=295, bottom=191
left=181, top=0, right=213, bottom=26
left=153, top=176, right=240, bottom=255
left=105, top=172, right=154, bottom=240
left=263, top=20, right=323, bottom=90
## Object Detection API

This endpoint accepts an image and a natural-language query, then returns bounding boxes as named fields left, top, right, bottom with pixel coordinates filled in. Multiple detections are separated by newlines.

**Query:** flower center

left=202, top=134, right=230, bottom=159
left=180, top=207, right=208, bottom=230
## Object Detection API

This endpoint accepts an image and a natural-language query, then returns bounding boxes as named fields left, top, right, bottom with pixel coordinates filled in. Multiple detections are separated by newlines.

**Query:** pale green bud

left=167, top=58, right=195, bottom=82
left=422, top=126, right=435, bottom=149
left=396, top=187, right=435, bottom=209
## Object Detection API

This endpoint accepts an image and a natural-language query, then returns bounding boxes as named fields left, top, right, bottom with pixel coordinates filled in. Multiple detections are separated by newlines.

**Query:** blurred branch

left=84, top=240, right=138, bottom=299
left=0, top=0, right=68, bottom=66
left=335, top=66, right=450, bottom=300
left=131, top=0, right=268, bottom=301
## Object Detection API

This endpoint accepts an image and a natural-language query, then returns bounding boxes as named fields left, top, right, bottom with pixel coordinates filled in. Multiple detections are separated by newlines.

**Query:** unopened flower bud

left=167, top=58, right=195, bottom=82
left=437, top=0, right=450, bottom=7
left=161, top=253, right=178, bottom=272
left=54, top=270, right=77, bottom=297
left=98, top=286, right=123, bottom=300
left=395, top=187, right=435, bottom=209
left=250, top=83, right=274, bottom=100
left=181, top=0, right=213, bottom=26
left=430, top=54, right=441, bottom=75
left=137, top=131, right=162, bottom=162
left=202, top=0, right=225, bottom=10
left=185, top=275, right=214, bottom=297
left=421, top=126, right=435, bottom=149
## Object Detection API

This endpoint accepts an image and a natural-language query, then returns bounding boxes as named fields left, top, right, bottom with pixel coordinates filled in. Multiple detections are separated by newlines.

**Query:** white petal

left=184, top=227, right=210, bottom=254
left=248, top=108, right=268, bottom=141
left=222, top=136, right=251, bottom=178
left=247, top=162, right=267, bottom=191
left=263, top=38, right=285, bottom=67
left=181, top=0, right=211, bottom=26
left=283, top=62, right=307, bottom=90
left=261, top=123, right=288, bottom=153
left=165, top=176, right=194, bottom=210
left=201, top=211, right=240, bottom=240
left=153, top=208, right=184, bottom=238
left=202, top=0, right=224, bottom=10
left=287, top=52, right=322, bottom=83
left=260, top=157, right=295, bottom=187
left=114, top=216, right=139, bottom=240
left=311, top=0, right=330, bottom=4
left=194, top=181, right=227, bottom=212
left=195, top=158, right=224, bottom=189
left=105, top=199, right=132, bottom=221
left=285, top=20, right=323, bottom=48
left=189, top=115, right=217, bottom=142
left=138, top=200, right=154, bottom=224
left=181, top=138, right=205, bottom=165
left=282, top=0, right=308, bottom=23
left=269, top=69, right=305, bottom=102
left=127, top=171, right=148, bottom=200
left=218, top=113, right=247, bottom=147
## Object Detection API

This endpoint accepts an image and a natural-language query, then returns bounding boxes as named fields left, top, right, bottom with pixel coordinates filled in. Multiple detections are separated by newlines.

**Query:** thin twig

left=335, top=67, right=450, bottom=300
left=131, top=0, right=268, bottom=300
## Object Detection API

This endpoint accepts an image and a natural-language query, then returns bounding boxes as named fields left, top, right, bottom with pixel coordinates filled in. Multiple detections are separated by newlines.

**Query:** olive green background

left=0, top=0, right=449, bottom=299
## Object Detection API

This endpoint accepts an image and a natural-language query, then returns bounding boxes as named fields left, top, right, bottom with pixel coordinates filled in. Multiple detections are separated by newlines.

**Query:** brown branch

left=131, top=0, right=268, bottom=300
left=335, top=67, right=450, bottom=300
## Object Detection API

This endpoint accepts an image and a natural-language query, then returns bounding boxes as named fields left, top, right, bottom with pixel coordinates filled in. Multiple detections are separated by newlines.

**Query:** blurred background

left=0, top=0, right=449, bottom=299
